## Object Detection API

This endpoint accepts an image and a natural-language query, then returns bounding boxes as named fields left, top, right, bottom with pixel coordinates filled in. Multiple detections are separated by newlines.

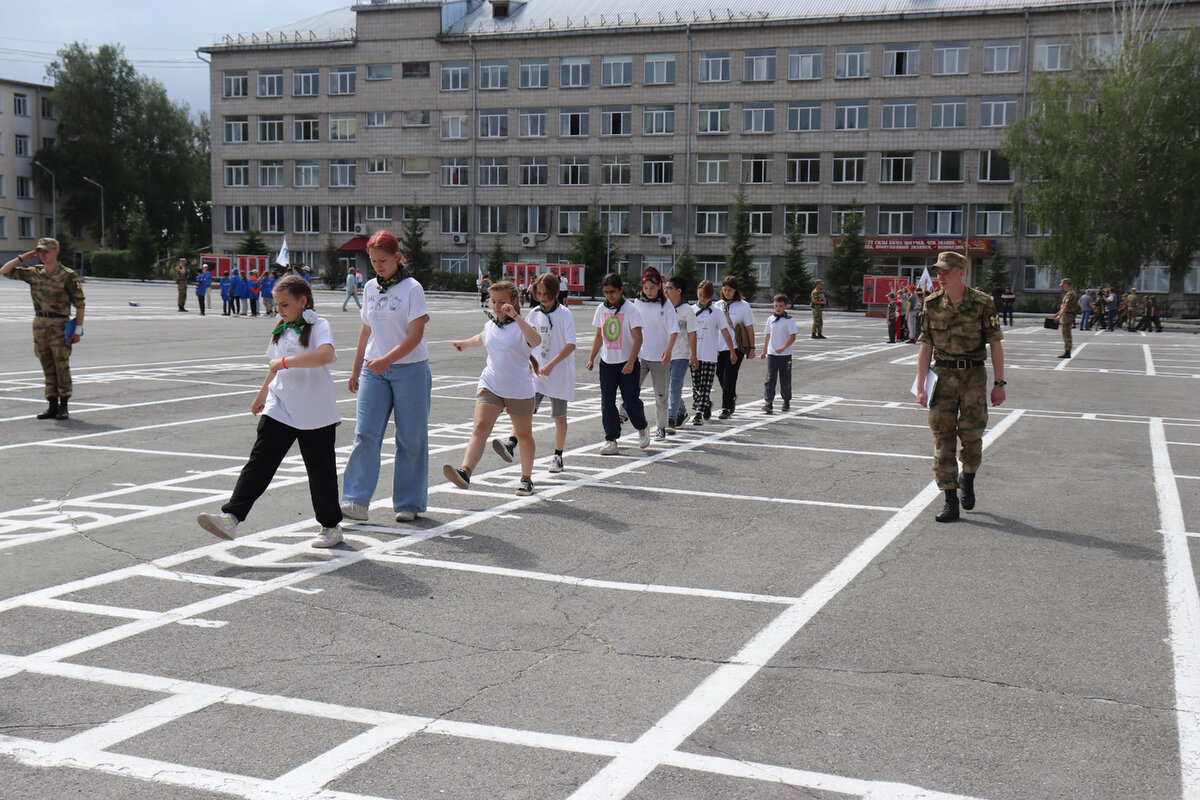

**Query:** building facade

left=202, top=0, right=1200, bottom=303
left=0, top=79, right=58, bottom=262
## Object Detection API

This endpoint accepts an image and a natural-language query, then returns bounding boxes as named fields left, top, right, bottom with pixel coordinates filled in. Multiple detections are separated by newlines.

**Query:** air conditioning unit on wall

left=354, top=223, right=370, bottom=236
left=521, top=234, right=537, bottom=248
left=451, top=233, right=468, bottom=245
left=658, top=234, right=673, bottom=246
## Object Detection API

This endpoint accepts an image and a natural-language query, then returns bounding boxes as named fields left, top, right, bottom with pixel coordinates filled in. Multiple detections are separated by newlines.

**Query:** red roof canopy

left=339, top=236, right=369, bottom=252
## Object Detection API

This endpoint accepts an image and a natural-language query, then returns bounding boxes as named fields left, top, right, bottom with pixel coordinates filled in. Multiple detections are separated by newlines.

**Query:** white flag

left=918, top=266, right=935, bottom=291
left=477, top=264, right=484, bottom=286
left=275, top=236, right=290, bottom=267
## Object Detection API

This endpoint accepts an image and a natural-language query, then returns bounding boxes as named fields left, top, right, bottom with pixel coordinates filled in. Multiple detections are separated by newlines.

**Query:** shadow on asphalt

left=967, top=512, right=1161, bottom=561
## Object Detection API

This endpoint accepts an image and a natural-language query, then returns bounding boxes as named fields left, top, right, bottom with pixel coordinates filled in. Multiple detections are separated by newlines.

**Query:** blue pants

left=342, top=360, right=431, bottom=514
left=1080, top=310, right=1092, bottom=330
left=598, top=360, right=647, bottom=442
left=668, top=358, right=690, bottom=423
left=1107, top=308, right=1117, bottom=331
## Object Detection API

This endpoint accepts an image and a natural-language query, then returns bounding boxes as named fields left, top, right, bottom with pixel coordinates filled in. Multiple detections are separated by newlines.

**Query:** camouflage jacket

left=1059, top=290, right=1079, bottom=315
left=919, top=287, right=1002, bottom=362
left=810, top=287, right=825, bottom=307
left=7, top=264, right=85, bottom=316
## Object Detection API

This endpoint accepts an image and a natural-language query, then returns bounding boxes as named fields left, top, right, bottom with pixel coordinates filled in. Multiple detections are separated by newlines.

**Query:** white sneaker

left=638, top=429, right=651, bottom=449
left=197, top=512, right=238, bottom=540
left=311, top=528, right=343, bottom=548
left=394, top=511, right=418, bottom=522
left=548, top=453, right=564, bottom=473
left=340, top=502, right=368, bottom=521
left=599, top=440, right=619, bottom=455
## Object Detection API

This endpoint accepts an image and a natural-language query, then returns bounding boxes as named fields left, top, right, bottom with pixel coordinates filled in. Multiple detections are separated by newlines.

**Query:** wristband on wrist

left=281, top=356, right=288, bottom=369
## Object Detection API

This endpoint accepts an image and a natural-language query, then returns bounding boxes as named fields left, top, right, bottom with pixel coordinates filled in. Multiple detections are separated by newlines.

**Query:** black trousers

left=716, top=350, right=742, bottom=412
left=197, top=294, right=207, bottom=315
left=763, top=354, right=792, bottom=404
left=223, top=415, right=342, bottom=529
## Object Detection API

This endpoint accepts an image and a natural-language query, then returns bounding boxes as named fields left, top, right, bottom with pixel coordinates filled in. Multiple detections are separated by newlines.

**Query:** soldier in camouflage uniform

left=810, top=279, right=827, bottom=339
left=915, top=252, right=1006, bottom=523
left=1, top=238, right=86, bottom=420
left=1052, top=277, right=1079, bottom=358
left=1124, top=288, right=1141, bottom=332
left=175, top=258, right=190, bottom=312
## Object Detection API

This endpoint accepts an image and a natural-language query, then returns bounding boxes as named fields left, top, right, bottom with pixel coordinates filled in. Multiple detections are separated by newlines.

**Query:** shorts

left=534, top=393, right=569, bottom=419
left=476, top=387, right=536, bottom=416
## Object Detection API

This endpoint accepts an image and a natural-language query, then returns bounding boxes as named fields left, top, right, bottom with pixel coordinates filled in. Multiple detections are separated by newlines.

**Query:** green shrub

left=85, top=250, right=135, bottom=279
left=1015, top=295, right=1062, bottom=314
left=424, top=271, right=479, bottom=292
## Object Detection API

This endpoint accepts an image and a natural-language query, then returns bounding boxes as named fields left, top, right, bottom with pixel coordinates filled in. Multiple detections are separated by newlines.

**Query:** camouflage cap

left=36, top=237, right=60, bottom=251
left=1060, top=277, right=1072, bottom=286
left=934, top=251, right=968, bottom=271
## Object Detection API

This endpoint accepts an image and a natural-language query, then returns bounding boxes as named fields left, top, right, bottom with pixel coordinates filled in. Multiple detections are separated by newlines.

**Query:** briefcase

left=1043, top=317, right=1060, bottom=330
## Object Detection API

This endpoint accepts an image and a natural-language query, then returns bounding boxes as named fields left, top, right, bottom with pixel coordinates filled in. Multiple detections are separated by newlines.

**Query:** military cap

left=36, top=237, right=60, bottom=251
left=934, top=251, right=968, bottom=271
left=1060, top=277, right=1072, bottom=286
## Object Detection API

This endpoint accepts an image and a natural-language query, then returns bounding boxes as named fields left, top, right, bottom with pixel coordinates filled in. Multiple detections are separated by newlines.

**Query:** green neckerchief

left=272, top=319, right=305, bottom=337
left=602, top=297, right=626, bottom=311
left=376, top=266, right=409, bottom=292
left=636, top=292, right=665, bottom=305
left=485, top=310, right=515, bottom=328
left=771, top=311, right=791, bottom=320
left=696, top=301, right=713, bottom=316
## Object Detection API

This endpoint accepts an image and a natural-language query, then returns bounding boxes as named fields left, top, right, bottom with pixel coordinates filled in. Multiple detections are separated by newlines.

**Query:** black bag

left=1043, top=317, right=1060, bottom=330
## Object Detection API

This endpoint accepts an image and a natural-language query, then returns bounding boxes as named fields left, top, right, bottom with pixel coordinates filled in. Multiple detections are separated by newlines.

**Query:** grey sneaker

left=492, top=437, right=516, bottom=463
left=443, top=464, right=471, bottom=489
left=394, top=510, right=418, bottom=522
left=340, top=501, right=368, bottom=521
left=515, top=478, right=534, bottom=497
left=548, top=454, right=564, bottom=473
left=599, top=440, right=619, bottom=455
left=311, top=527, right=343, bottom=548
left=638, top=429, right=651, bottom=449
left=197, top=512, right=238, bottom=540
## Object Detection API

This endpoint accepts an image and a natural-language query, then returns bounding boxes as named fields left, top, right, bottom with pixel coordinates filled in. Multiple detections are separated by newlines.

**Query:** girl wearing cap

left=340, top=230, right=432, bottom=524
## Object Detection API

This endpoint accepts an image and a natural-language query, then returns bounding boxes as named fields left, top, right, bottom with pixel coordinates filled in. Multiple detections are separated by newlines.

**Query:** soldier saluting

left=1, top=238, right=86, bottom=420
left=915, top=252, right=1005, bottom=523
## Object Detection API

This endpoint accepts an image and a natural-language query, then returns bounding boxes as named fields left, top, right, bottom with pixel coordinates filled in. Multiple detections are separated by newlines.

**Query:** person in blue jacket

left=195, top=264, right=213, bottom=316
left=260, top=271, right=277, bottom=316
left=230, top=267, right=246, bottom=316
left=219, top=272, right=233, bottom=316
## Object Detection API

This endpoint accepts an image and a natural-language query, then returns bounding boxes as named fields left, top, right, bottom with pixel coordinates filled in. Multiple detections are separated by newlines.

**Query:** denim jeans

left=342, top=360, right=431, bottom=513
left=668, top=358, right=690, bottom=422
left=1080, top=310, right=1092, bottom=330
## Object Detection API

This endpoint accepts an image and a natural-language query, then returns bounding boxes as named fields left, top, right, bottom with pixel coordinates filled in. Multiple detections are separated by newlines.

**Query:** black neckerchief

left=671, top=299, right=685, bottom=310
left=485, top=310, right=515, bottom=328
left=376, top=267, right=409, bottom=292
left=636, top=292, right=665, bottom=305
left=531, top=302, right=556, bottom=329
left=696, top=301, right=713, bottom=317
left=771, top=312, right=791, bottom=320
left=272, top=319, right=305, bottom=337
left=603, top=297, right=626, bottom=311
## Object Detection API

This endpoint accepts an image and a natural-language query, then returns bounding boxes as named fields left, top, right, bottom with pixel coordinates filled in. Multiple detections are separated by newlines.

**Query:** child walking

left=444, top=280, right=543, bottom=496
left=197, top=275, right=343, bottom=547
left=626, top=266, right=678, bottom=440
left=493, top=272, right=577, bottom=474
left=664, top=276, right=698, bottom=431
left=585, top=273, right=650, bottom=454
left=760, top=293, right=798, bottom=413
left=691, top=280, right=737, bottom=425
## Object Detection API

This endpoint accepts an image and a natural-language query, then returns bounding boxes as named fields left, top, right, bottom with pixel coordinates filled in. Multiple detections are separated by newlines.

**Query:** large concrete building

left=0, top=79, right=59, bottom=262
left=201, top=0, right=1200, bottom=303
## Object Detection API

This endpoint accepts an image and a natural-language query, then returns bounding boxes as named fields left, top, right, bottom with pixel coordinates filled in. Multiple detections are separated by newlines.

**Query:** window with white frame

left=602, top=55, right=632, bottom=86
left=743, top=50, right=776, bottom=81
left=643, top=105, right=674, bottom=135
left=260, top=205, right=285, bottom=233
left=367, top=64, right=393, bottom=81
left=402, top=157, right=430, bottom=174
left=1133, top=263, right=1171, bottom=293
left=39, top=97, right=54, bottom=119
left=367, top=158, right=392, bottom=174
left=223, top=71, right=247, bottom=98
left=520, top=205, right=547, bottom=234
left=752, top=259, right=772, bottom=287
left=441, top=158, right=469, bottom=186
left=479, top=60, right=508, bottom=90
left=479, top=109, right=508, bottom=138
left=600, top=208, right=629, bottom=236
left=329, top=115, right=356, bottom=141
left=258, top=116, right=284, bottom=142
left=835, top=46, right=869, bottom=78
left=749, top=207, right=773, bottom=236
left=224, top=116, right=248, bottom=143
left=402, top=205, right=431, bottom=222
left=259, top=160, right=284, bottom=188
left=1034, top=37, right=1072, bottom=71
left=561, top=57, right=590, bottom=87
left=884, top=43, right=919, bottom=77
left=981, top=96, right=1018, bottom=128
left=519, top=108, right=547, bottom=137
left=295, top=205, right=320, bottom=233
left=441, top=62, right=469, bottom=91
left=788, top=205, right=819, bottom=235
left=365, top=205, right=392, bottom=221
left=519, top=157, right=548, bottom=186
left=696, top=154, right=729, bottom=184
left=18, top=217, right=34, bottom=238
left=832, top=153, right=865, bottom=183
left=330, top=160, right=356, bottom=188
left=786, top=153, right=820, bottom=183
left=559, top=206, right=587, bottom=235
left=700, top=52, right=731, bottom=83
left=933, top=42, right=969, bottom=75
left=642, top=155, right=673, bottom=185
left=931, top=97, right=967, bottom=128
left=601, top=155, right=630, bottom=185
left=441, top=206, right=468, bottom=235
left=1026, top=215, right=1049, bottom=237
left=293, top=68, right=319, bottom=96
left=14, top=135, right=29, bottom=157
left=479, top=205, right=508, bottom=234
left=294, top=114, right=319, bottom=141
left=402, top=110, right=430, bottom=127
left=881, top=98, right=917, bottom=130
left=477, top=157, right=508, bottom=186
left=926, top=206, right=963, bottom=235
left=366, top=111, right=391, bottom=128
left=560, top=107, right=589, bottom=137
left=831, top=206, right=860, bottom=234
left=329, top=66, right=356, bottom=95
left=984, top=40, right=1021, bottom=73
left=642, top=207, right=672, bottom=235
left=696, top=260, right=727, bottom=283
left=880, top=152, right=914, bottom=183
left=698, top=103, right=730, bottom=134
left=257, top=70, right=283, bottom=97
left=559, top=156, right=589, bottom=185
left=929, top=150, right=963, bottom=182
left=519, top=58, right=550, bottom=88
left=441, top=254, right=470, bottom=272
left=441, top=112, right=469, bottom=139
left=976, top=205, right=1013, bottom=236
left=788, top=48, right=822, bottom=80
left=1184, top=263, right=1200, bottom=294
left=294, top=160, right=319, bottom=187
left=224, top=206, right=249, bottom=233
left=1023, top=260, right=1058, bottom=291
left=644, top=53, right=675, bottom=85
left=696, top=207, right=728, bottom=236
left=878, top=206, right=913, bottom=235
left=1087, top=34, right=1121, bottom=68
left=787, top=102, right=821, bottom=132
left=835, top=101, right=868, bottom=131
left=16, top=176, right=33, bottom=198
left=601, top=106, right=631, bottom=136
left=978, top=150, right=1012, bottom=182
left=742, top=155, right=772, bottom=184
left=743, top=103, right=775, bottom=134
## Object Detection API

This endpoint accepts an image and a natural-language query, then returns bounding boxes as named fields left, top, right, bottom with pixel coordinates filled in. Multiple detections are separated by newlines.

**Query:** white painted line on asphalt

left=1151, top=417, right=1200, bottom=800
left=1054, top=342, right=1087, bottom=370
left=269, top=718, right=430, bottom=796
left=1178, top=475, right=1200, bottom=481
left=56, top=691, right=225, bottom=752
left=37, top=442, right=247, bottom=461
left=570, top=480, right=902, bottom=512
left=1145, top=344, right=1157, bottom=377
left=688, top=439, right=933, bottom=460
left=25, top=598, right=158, bottom=620
left=565, top=408, right=1025, bottom=800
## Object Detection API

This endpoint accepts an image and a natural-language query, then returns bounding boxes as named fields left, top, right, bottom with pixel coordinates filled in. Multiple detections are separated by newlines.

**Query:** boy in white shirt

left=760, top=293, right=798, bottom=413
left=585, top=273, right=650, bottom=454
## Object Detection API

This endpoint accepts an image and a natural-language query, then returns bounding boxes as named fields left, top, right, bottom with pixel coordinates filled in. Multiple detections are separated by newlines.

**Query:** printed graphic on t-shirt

left=536, top=321, right=552, bottom=361
left=602, top=312, right=624, bottom=350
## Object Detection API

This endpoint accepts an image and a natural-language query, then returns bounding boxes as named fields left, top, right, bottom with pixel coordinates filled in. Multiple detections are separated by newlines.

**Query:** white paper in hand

left=911, top=369, right=938, bottom=407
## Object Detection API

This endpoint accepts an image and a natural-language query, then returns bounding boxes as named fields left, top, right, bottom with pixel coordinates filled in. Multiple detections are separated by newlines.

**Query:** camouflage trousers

left=1060, top=313, right=1075, bottom=351
left=928, top=364, right=987, bottom=490
left=811, top=307, right=823, bottom=335
left=177, top=283, right=188, bottom=309
left=32, top=317, right=73, bottom=398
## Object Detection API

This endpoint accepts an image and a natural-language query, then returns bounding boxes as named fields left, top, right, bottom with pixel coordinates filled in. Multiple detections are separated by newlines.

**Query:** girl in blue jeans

left=340, top=231, right=432, bottom=524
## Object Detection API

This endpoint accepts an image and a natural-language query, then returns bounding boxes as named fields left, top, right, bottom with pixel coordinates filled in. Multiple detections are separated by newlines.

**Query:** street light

left=32, top=160, right=55, bottom=238
left=81, top=176, right=105, bottom=249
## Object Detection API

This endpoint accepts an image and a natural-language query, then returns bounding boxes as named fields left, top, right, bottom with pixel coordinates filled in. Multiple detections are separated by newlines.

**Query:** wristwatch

left=993, top=380, right=1006, bottom=386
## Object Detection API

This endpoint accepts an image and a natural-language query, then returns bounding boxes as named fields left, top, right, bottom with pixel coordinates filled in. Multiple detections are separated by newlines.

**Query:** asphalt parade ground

left=1, top=279, right=1199, bottom=800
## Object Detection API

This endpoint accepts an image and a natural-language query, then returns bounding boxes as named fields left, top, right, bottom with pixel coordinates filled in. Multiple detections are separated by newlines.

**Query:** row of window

left=0, top=215, right=38, bottom=238
left=220, top=150, right=1012, bottom=189
left=0, top=174, right=38, bottom=199
left=0, top=92, right=55, bottom=119
left=221, top=96, right=1018, bottom=144
left=0, top=133, right=51, bottom=157
left=220, top=37, right=1076, bottom=98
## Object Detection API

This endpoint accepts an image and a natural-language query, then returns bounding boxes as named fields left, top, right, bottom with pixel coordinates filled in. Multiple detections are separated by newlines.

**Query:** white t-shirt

left=591, top=300, right=644, bottom=365
left=263, top=317, right=340, bottom=430
left=632, top=297, right=679, bottom=362
left=478, top=319, right=536, bottom=400
left=361, top=276, right=430, bottom=363
left=670, top=302, right=697, bottom=361
left=527, top=303, right=576, bottom=401
left=692, top=302, right=730, bottom=363
left=764, top=313, right=799, bottom=356
left=716, top=299, right=755, bottom=353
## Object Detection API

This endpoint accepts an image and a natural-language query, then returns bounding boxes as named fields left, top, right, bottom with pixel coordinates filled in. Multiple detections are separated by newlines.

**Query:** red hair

left=366, top=230, right=401, bottom=256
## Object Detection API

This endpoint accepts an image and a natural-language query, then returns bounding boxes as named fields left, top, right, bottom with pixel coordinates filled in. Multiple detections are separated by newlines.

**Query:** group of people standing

left=886, top=285, right=928, bottom=343
left=176, top=259, right=315, bottom=318
left=1053, top=280, right=1165, bottom=358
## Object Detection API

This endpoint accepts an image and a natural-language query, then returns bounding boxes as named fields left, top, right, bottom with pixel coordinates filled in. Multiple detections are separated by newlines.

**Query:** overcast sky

left=1, top=1, right=345, bottom=116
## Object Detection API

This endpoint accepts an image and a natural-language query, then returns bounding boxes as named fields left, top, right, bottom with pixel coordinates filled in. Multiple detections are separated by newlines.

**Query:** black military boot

left=959, top=472, right=976, bottom=511
left=1058, top=351, right=1071, bottom=359
left=55, top=397, right=69, bottom=420
left=935, top=489, right=960, bottom=522
left=36, top=397, right=59, bottom=419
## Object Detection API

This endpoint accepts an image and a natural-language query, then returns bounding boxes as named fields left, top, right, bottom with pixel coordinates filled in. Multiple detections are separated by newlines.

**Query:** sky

left=1, top=1, right=346, bottom=116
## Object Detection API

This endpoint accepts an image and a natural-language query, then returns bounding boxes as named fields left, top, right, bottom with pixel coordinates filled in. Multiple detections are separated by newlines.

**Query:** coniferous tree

left=726, top=184, right=757, bottom=300
left=564, top=197, right=620, bottom=297
left=669, top=246, right=698, bottom=295
left=400, top=200, right=434, bottom=286
left=126, top=208, right=157, bottom=281
left=236, top=229, right=270, bottom=256
left=777, top=221, right=814, bottom=307
left=485, top=236, right=508, bottom=282
left=825, top=202, right=871, bottom=311
left=982, top=243, right=1011, bottom=306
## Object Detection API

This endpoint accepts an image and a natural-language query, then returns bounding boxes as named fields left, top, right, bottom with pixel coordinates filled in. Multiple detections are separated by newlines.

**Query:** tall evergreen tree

left=726, top=184, right=758, bottom=300
left=126, top=208, right=158, bottom=281
left=236, top=229, right=270, bottom=256
left=323, top=236, right=347, bottom=289
left=777, top=220, right=814, bottom=307
left=982, top=243, right=1011, bottom=306
left=401, top=201, right=434, bottom=286
left=825, top=202, right=872, bottom=311
left=485, top=236, right=508, bottom=282
left=564, top=198, right=620, bottom=297
left=669, top=246, right=698, bottom=295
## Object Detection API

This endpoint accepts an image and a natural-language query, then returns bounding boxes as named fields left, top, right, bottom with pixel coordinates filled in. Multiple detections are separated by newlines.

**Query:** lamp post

left=81, top=176, right=105, bottom=248
left=32, top=160, right=55, bottom=238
